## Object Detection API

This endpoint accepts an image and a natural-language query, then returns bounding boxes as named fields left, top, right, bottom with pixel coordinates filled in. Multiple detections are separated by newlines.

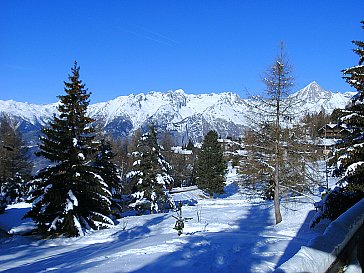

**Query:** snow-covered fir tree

left=94, top=138, right=123, bottom=218
left=335, top=21, right=364, bottom=193
left=25, top=62, right=114, bottom=237
left=127, top=126, right=173, bottom=214
left=312, top=22, right=364, bottom=226
left=195, top=130, right=226, bottom=197
left=0, top=114, right=31, bottom=208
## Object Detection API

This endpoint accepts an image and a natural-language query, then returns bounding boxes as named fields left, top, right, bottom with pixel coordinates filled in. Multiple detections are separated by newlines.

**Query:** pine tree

left=241, top=44, right=312, bottom=224
left=127, top=126, right=173, bottom=214
left=25, top=62, right=114, bottom=237
left=311, top=21, right=364, bottom=226
left=332, top=21, right=364, bottom=193
left=240, top=128, right=275, bottom=199
left=343, top=21, right=364, bottom=101
left=263, top=45, right=292, bottom=224
left=94, top=138, right=123, bottom=217
left=195, top=130, right=225, bottom=196
left=0, top=114, right=31, bottom=206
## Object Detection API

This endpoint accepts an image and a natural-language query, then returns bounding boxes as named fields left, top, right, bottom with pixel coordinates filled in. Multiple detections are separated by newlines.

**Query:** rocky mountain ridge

left=0, top=82, right=355, bottom=145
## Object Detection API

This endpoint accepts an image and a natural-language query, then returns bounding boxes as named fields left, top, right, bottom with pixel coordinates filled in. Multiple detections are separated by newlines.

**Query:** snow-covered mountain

left=87, top=90, right=249, bottom=142
left=290, top=81, right=355, bottom=115
left=0, top=82, right=355, bottom=145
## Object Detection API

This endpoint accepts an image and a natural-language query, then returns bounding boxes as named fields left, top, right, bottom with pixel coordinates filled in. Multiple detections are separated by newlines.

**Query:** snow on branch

left=344, top=161, right=364, bottom=177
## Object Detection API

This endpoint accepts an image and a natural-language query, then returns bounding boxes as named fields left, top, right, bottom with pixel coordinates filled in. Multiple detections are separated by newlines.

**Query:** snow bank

left=0, top=203, right=35, bottom=235
left=275, top=198, right=364, bottom=273
left=169, top=187, right=204, bottom=206
left=169, top=186, right=198, bottom=193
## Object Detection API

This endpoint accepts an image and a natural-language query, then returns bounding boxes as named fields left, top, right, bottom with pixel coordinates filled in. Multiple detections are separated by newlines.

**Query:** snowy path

left=0, top=190, right=326, bottom=273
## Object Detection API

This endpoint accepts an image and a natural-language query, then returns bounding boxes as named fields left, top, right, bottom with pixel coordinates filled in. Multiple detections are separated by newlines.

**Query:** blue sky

left=0, top=1, right=363, bottom=104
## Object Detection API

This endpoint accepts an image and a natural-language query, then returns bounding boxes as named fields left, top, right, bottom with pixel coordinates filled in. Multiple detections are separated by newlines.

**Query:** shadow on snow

left=129, top=203, right=274, bottom=273
left=0, top=200, right=330, bottom=273
left=275, top=210, right=316, bottom=267
left=0, top=215, right=167, bottom=273
left=216, top=181, right=240, bottom=199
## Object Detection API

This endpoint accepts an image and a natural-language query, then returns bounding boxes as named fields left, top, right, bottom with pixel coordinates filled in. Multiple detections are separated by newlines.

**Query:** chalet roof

left=318, top=123, right=340, bottom=132
left=326, top=123, right=338, bottom=129
left=317, top=138, right=338, bottom=146
left=171, top=146, right=193, bottom=155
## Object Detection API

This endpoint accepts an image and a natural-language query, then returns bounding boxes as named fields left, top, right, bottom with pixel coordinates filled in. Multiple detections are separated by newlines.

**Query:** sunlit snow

left=0, top=172, right=333, bottom=273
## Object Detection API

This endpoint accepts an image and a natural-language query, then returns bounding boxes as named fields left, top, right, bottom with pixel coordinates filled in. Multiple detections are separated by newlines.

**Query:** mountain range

left=0, top=81, right=356, bottom=146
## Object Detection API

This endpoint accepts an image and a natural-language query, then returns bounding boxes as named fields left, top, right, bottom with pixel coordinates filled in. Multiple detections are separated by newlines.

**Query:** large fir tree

left=195, top=130, right=225, bottom=197
left=334, top=21, right=364, bottom=193
left=25, top=62, right=114, bottom=237
left=312, top=21, right=364, bottom=226
left=127, top=126, right=173, bottom=214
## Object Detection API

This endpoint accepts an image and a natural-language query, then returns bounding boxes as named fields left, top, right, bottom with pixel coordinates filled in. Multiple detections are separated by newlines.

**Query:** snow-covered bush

left=310, top=186, right=364, bottom=228
left=1, top=174, right=30, bottom=205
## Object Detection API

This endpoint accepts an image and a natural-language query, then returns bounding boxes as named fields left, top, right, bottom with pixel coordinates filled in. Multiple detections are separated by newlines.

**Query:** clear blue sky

left=1, top=1, right=363, bottom=104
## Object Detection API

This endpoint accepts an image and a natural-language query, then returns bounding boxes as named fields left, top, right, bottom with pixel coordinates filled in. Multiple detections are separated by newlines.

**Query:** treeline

left=0, top=63, right=226, bottom=237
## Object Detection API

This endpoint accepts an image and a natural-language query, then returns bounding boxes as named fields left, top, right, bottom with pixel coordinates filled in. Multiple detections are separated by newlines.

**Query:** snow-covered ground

left=0, top=173, right=330, bottom=273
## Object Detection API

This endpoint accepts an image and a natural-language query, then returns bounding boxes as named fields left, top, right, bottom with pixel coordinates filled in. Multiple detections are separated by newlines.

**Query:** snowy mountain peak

left=0, top=99, right=58, bottom=125
left=166, top=89, right=188, bottom=108
left=293, top=81, right=332, bottom=103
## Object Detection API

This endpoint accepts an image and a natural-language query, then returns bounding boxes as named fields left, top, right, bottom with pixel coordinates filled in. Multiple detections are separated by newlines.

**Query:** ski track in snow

left=0, top=178, right=328, bottom=273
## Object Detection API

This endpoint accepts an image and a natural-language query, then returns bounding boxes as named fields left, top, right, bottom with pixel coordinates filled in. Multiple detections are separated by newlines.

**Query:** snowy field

left=0, top=174, right=329, bottom=273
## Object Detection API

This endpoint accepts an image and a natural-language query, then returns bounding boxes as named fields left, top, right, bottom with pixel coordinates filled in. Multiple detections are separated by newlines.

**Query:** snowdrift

left=275, top=198, right=364, bottom=273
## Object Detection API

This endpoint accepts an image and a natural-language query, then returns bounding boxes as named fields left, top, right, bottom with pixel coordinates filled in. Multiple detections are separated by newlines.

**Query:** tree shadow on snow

left=129, top=203, right=274, bottom=273
left=216, top=181, right=240, bottom=199
left=275, top=209, right=328, bottom=268
left=0, top=215, right=167, bottom=273
left=0, top=207, right=32, bottom=233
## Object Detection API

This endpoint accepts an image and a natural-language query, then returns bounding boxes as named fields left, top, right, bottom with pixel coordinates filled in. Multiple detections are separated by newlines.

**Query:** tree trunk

left=274, top=128, right=282, bottom=224
left=274, top=162, right=282, bottom=224
left=274, top=61, right=283, bottom=224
